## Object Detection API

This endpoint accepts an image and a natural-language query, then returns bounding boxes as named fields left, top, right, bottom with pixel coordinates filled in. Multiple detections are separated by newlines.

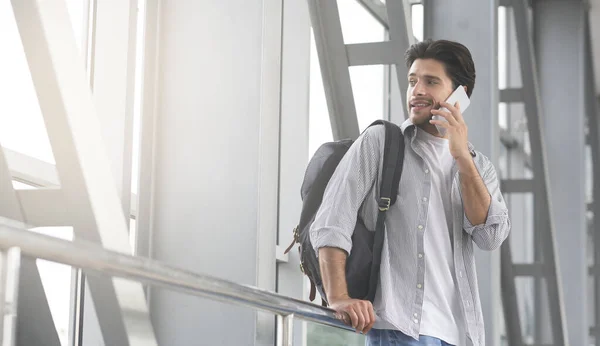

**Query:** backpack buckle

left=379, top=197, right=391, bottom=211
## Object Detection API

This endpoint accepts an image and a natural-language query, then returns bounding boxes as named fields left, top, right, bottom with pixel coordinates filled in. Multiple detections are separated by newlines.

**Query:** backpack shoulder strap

left=365, top=119, right=405, bottom=302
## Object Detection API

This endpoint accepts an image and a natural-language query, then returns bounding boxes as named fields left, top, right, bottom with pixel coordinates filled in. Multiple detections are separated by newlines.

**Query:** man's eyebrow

left=408, top=73, right=442, bottom=81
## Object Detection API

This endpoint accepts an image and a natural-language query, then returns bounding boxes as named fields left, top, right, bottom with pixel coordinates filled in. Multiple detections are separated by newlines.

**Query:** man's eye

left=409, top=80, right=416, bottom=86
left=428, top=80, right=438, bottom=85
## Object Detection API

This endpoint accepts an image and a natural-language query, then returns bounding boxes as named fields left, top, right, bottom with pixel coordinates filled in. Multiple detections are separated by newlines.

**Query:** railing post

left=0, top=247, right=22, bottom=346
left=276, top=314, right=294, bottom=346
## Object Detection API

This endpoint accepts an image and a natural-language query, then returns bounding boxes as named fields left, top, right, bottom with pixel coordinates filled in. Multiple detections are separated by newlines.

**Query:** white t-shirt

left=415, top=128, right=465, bottom=346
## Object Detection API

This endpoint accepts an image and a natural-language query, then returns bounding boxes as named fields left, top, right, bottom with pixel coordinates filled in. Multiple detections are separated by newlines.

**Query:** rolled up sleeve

left=463, top=158, right=511, bottom=251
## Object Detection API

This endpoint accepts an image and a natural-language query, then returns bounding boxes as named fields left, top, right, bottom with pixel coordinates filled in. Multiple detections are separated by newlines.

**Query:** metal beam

left=0, top=138, right=60, bottom=346
left=9, top=0, right=157, bottom=345
left=307, top=0, right=359, bottom=140
left=501, top=242, right=524, bottom=346
left=583, top=11, right=600, bottom=345
left=511, top=1, right=569, bottom=344
left=15, top=189, right=69, bottom=226
left=500, top=88, right=525, bottom=103
left=500, top=129, right=532, bottom=169
left=3, top=149, right=60, bottom=188
left=501, top=179, right=534, bottom=193
left=346, top=42, right=397, bottom=66
left=534, top=2, right=588, bottom=344
left=385, top=0, right=411, bottom=118
left=355, top=0, right=388, bottom=29
left=513, top=263, right=545, bottom=277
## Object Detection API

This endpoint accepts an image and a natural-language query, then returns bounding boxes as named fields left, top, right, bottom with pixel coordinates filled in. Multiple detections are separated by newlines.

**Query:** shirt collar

left=398, top=118, right=477, bottom=156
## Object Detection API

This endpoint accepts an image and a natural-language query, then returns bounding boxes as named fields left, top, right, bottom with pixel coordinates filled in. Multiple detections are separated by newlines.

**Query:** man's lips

left=410, top=100, right=433, bottom=111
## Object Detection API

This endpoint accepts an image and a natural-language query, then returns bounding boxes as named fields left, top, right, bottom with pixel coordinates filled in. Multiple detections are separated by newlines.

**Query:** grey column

left=277, top=0, right=311, bottom=345
left=533, top=2, right=589, bottom=346
left=148, top=1, right=272, bottom=345
left=423, top=1, right=500, bottom=345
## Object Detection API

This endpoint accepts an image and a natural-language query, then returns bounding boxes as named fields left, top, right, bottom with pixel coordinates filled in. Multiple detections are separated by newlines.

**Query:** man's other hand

left=329, top=297, right=376, bottom=334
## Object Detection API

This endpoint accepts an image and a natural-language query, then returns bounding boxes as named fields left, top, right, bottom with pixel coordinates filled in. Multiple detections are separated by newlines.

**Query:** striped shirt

left=310, top=119, right=511, bottom=346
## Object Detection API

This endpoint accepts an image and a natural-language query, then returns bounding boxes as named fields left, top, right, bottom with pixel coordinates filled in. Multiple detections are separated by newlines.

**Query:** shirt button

left=413, top=319, right=419, bottom=324
left=417, top=284, right=422, bottom=289
left=413, top=313, right=418, bottom=318
left=418, top=225, right=424, bottom=230
left=418, top=253, right=423, bottom=258
left=424, top=168, right=429, bottom=174
left=459, top=271, right=463, bottom=277
left=422, top=197, right=428, bottom=202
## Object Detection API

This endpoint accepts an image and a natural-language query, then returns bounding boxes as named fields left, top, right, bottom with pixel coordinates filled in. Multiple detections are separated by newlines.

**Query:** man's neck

left=417, top=122, right=444, bottom=138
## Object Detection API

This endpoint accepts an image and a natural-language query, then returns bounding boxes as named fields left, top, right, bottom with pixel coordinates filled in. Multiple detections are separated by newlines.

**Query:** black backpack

left=284, top=120, right=405, bottom=306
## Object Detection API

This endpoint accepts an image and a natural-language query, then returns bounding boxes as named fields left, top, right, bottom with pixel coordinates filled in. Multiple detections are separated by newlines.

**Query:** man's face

left=406, top=58, right=455, bottom=130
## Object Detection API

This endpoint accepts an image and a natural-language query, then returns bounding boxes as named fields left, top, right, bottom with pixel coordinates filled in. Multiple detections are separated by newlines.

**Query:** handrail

left=0, top=224, right=354, bottom=344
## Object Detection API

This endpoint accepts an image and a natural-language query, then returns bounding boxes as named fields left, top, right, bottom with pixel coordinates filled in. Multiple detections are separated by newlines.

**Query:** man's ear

left=463, top=85, right=468, bottom=95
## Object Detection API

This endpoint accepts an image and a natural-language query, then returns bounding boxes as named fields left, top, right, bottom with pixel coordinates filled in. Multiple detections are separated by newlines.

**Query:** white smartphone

left=432, top=85, right=470, bottom=136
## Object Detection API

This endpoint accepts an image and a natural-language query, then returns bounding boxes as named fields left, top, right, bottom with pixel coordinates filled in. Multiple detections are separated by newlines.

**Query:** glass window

left=411, top=4, right=424, bottom=42
left=31, top=226, right=75, bottom=346
left=339, top=0, right=386, bottom=44
left=131, top=0, right=147, bottom=196
left=0, top=1, right=86, bottom=165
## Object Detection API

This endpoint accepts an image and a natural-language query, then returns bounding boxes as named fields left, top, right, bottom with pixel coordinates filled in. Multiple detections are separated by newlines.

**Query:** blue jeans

left=365, top=329, right=455, bottom=346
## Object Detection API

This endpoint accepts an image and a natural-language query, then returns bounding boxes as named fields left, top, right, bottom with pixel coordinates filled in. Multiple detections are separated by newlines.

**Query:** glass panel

left=585, top=145, right=593, bottom=204
left=499, top=102, right=508, bottom=130
left=31, top=227, right=75, bottom=346
left=309, top=29, right=333, bottom=159
left=588, top=268, right=595, bottom=338
left=130, top=218, right=137, bottom=255
left=306, top=321, right=365, bottom=346
left=411, top=4, right=424, bottom=42
left=131, top=0, right=147, bottom=195
left=514, top=277, right=554, bottom=344
left=12, top=180, right=36, bottom=190
left=498, top=7, right=507, bottom=90
left=509, top=193, right=534, bottom=264
left=0, top=0, right=86, bottom=165
left=339, top=0, right=385, bottom=44
left=349, top=66, right=385, bottom=132
left=515, top=277, right=535, bottom=343
left=506, top=7, right=523, bottom=89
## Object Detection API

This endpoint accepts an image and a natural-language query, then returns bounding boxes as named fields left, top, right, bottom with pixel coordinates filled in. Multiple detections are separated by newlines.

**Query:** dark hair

left=404, top=39, right=476, bottom=97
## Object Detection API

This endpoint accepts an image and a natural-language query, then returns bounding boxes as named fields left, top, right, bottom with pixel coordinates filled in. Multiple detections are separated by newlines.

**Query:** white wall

left=147, top=1, right=271, bottom=344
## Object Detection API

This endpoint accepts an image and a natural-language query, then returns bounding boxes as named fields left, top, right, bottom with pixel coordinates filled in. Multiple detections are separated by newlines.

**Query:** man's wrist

left=456, top=154, right=479, bottom=176
left=328, top=293, right=350, bottom=303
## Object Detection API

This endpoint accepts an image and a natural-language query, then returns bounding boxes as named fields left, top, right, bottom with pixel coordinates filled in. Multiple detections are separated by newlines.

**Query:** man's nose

left=412, top=81, right=426, bottom=96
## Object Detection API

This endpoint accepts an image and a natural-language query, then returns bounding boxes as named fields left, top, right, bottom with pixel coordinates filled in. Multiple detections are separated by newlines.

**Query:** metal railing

left=0, top=223, right=353, bottom=346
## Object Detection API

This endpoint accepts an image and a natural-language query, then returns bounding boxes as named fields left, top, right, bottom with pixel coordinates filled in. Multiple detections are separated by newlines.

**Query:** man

left=309, top=39, right=511, bottom=346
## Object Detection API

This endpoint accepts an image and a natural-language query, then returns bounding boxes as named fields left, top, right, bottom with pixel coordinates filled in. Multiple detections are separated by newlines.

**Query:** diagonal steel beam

left=509, top=0, right=569, bottom=344
left=307, top=0, right=360, bottom=140
left=583, top=12, right=600, bottom=344
left=9, top=0, right=157, bottom=345
left=355, top=0, right=389, bottom=29
left=385, top=0, right=412, bottom=118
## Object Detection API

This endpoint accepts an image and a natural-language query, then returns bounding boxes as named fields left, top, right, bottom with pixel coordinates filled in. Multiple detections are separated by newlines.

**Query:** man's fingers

left=431, top=108, right=458, bottom=125
left=345, top=307, right=359, bottom=329
left=350, top=305, right=367, bottom=332
left=439, top=101, right=465, bottom=123
left=364, top=301, right=376, bottom=334
left=362, top=301, right=375, bottom=334
left=429, top=119, right=450, bottom=128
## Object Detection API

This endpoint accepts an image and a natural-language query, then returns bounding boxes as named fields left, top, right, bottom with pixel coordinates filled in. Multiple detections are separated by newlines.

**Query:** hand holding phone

left=432, top=85, right=470, bottom=136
